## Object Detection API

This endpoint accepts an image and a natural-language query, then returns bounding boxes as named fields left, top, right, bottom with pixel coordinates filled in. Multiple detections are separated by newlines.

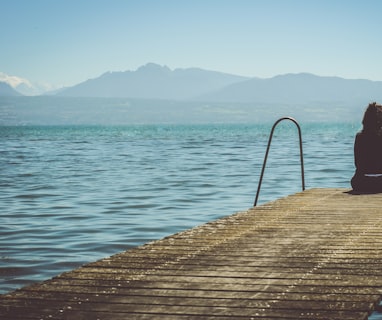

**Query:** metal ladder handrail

left=254, top=117, right=305, bottom=206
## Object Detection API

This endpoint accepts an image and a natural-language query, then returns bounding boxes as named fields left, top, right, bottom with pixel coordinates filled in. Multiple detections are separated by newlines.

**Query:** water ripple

left=0, top=123, right=357, bottom=294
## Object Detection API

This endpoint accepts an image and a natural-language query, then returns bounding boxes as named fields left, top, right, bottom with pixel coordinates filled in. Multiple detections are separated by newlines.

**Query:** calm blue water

left=0, top=122, right=358, bottom=294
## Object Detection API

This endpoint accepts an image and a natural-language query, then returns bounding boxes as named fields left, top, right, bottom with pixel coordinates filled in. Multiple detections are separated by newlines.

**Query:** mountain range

left=3, top=63, right=381, bottom=124
left=201, top=73, right=382, bottom=104
left=55, top=63, right=382, bottom=105
left=2, top=64, right=382, bottom=105
left=57, top=63, right=248, bottom=100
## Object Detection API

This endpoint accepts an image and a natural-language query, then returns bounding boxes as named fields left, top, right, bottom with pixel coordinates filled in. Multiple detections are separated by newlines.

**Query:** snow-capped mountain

left=0, top=72, right=58, bottom=96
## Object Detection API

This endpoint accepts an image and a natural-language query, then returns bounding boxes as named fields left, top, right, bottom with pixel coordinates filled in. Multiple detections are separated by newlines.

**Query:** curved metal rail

left=254, top=117, right=305, bottom=206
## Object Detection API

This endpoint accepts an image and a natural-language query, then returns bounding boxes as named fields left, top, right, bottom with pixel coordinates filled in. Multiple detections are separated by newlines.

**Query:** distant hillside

left=0, top=81, right=22, bottom=96
left=57, top=65, right=382, bottom=105
left=58, top=63, right=248, bottom=99
left=199, top=73, right=382, bottom=104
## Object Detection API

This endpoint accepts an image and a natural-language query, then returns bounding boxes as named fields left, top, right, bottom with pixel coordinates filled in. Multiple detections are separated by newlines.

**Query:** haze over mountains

left=201, top=73, right=382, bottom=104
left=55, top=63, right=382, bottom=104
left=57, top=63, right=248, bottom=99
left=2, top=63, right=382, bottom=105
left=0, top=72, right=58, bottom=96
left=0, top=82, right=22, bottom=96
left=1, top=63, right=382, bottom=124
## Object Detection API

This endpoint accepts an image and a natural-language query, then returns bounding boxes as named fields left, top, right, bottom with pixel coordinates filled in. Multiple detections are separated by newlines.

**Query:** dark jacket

left=351, top=131, right=382, bottom=191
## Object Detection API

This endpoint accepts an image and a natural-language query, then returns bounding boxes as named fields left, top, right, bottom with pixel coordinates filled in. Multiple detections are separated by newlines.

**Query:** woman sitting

left=351, top=102, right=382, bottom=192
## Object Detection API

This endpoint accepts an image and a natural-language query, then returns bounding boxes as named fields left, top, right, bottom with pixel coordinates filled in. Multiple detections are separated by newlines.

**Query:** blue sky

left=2, top=0, right=382, bottom=87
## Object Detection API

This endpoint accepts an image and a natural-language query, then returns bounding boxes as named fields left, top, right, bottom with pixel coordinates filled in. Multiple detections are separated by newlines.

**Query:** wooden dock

left=2, top=188, right=382, bottom=319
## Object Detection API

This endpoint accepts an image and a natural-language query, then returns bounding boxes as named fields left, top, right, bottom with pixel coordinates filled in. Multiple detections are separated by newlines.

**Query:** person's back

left=351, top=102, right=382, bottom=192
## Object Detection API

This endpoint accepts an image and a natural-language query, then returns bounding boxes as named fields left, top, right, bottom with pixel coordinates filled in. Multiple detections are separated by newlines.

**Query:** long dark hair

left=362, top=102, right=382, bottom=136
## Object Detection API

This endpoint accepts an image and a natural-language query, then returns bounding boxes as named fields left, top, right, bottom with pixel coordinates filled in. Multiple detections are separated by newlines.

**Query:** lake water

left=0, top=121, right=359, bottom=294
